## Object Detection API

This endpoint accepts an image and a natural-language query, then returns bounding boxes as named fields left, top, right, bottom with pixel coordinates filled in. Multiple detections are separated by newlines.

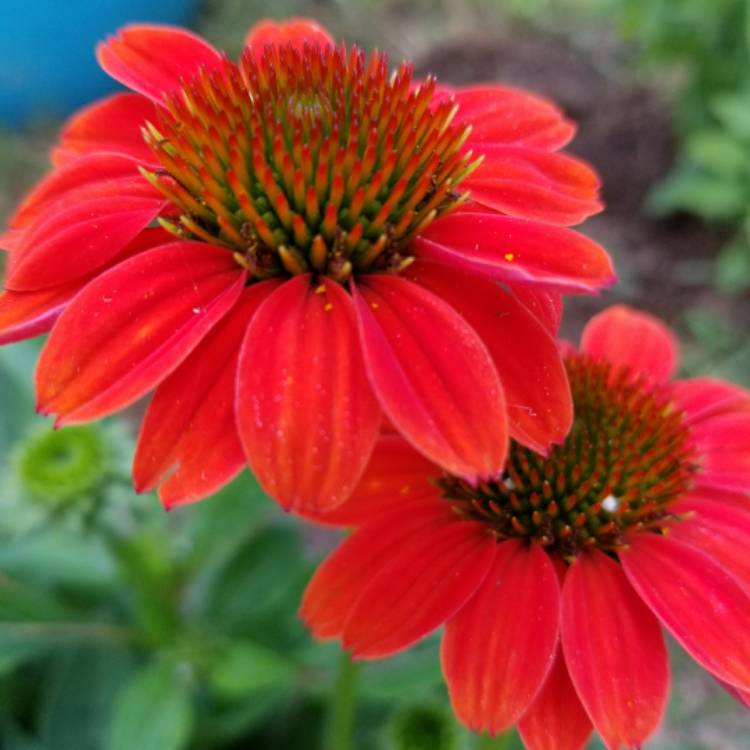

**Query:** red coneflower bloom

left=301, top=305, right=750, bottom=749
left=0, top=18, right=613, bottom=512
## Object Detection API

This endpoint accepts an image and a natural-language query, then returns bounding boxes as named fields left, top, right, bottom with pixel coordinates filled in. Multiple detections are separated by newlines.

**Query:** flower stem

left=323, top=650, right=360, bottom=750
left=477, top=730, right=516, bottom=749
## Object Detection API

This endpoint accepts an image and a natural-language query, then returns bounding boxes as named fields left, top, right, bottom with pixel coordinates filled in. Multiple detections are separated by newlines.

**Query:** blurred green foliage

left=603, top=0, right=750, bottom=292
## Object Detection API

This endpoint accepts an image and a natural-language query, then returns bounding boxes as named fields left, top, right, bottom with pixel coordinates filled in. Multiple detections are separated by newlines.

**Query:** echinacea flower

left=301, top=305, right=750, bottom=750
left=0, top=18, right=613, bottom=512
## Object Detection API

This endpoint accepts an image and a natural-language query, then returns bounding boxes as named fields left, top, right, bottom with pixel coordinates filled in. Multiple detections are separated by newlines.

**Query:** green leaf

left=210, top=640, right=295, bottom=698
left=107, top=660, right=194, bottom=750
left=360, top=639, right=444, bottom=700
left=0, top=530, right=114, bottom=589
left=685, top=130, right=748, bottom=177
left=648, top=169, right=746, bottom=220
left=716, top=237, right=750, bottom=293
left=39, top=645, right=135, bottom=750
left=711, top=92, right=750, bottom=141
left=200, top=525, right=307, bottom=634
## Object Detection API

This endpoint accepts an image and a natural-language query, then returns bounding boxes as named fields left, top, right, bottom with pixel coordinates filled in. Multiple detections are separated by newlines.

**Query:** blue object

left=0, top=0, right=199, bottom=127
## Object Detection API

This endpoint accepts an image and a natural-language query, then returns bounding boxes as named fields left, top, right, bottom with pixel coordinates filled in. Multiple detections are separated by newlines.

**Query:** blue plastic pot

left=0, top=0, right=199, bottom=127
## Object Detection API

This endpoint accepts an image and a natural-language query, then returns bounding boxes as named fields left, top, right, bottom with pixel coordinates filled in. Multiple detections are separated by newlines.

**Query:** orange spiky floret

left=141, top=42, right=479, bottom=283
left=441, top=354, right=697, bottom=558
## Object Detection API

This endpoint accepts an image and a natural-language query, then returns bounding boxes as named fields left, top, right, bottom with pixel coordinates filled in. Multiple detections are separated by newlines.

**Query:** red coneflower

left=0, top=18, right=613, bottom=511
left=301, top=305, right=750, bottom=749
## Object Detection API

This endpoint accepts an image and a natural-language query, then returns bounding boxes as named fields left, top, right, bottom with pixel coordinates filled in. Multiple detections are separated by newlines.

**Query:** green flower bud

left=16, top=424, right=109, bottom=506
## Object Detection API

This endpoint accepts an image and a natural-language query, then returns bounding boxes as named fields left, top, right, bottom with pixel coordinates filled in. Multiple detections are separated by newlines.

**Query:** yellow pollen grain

left=504, top=252, right=515, bottom=262
left=324, top=302, right=333, bottom=312
left=315, top=284, right=326, bottom=294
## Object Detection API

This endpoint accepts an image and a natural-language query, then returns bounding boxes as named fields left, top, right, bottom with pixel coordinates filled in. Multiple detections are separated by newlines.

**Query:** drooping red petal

left=0, top=227, right=173, bottom=344
left=670, top=494, right=750, bottom=588
left=518, top=649, right=593, bottom=750
left=718, top=678, right=750, bottom=708
left=300, top=435, right=439, bottom=526
left=300, top=501, right=458, bottom=639
left=561, top=550, right=669, bottom=750
left=671, top=377, right=750, bottom=425
left=0, top=229, right=21, bottom=251
left=51, top=93, right=158, bottom=166
left=0, top=285, right=76, bottom=345
left=689, top=410, right=750, bottom=491
left=244, top=17, right=334, bottom=54
left=463, top=145, right=602, bottom=225
left=415, top=213, right=615, bottom=294
left=442, top=540, right=560, bottom=735
left=451, top=85, right=576, bottom=151
left=352, top=274, right=507, bottom=483
left=621, top=533, right=750, bottom=690
left=36, top=242, right=244, bottom=424
left=7, top=196, right=166, bottom=291
left=134, top=280, right=281, bottom=508
left=97, top=25, right=222, bottom=103
left=407, top=260, right=571, bottom=453
left=236, top=275, right=381, bottom=513
left=341, top=519, right=497, bottom=658
left=8, top=153, right=158, bottom=231
left=508, top=285, right=562, bottom=335
left=579, top=305, right=679, bottom=384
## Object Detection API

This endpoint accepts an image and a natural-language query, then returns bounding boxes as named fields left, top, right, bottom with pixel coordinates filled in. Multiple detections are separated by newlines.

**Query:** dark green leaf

left=107, top=660, right=194, bottom=750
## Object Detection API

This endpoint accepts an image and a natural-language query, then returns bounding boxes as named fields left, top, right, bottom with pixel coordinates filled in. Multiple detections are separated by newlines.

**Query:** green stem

left=476, top=730, right=515, bottom=749
left=323, top=650, right=361, bottom=750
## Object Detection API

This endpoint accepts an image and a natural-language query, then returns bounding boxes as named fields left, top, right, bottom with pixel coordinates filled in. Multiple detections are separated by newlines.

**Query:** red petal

left=8, top=196, right=165, bottom=291
left=0, top=286, right=75, bottom=345
left=442, top=540, right=561, bottom=735
left=97, top=25, right=222, bottom=103
left=300, top=501, right=458, bottom=639
left=621, top=533, right=750, bottom=690
left=341, top=519, right=497, bottom=658
left=453, top=85, right=576, bottom=151
left=1, top=229, right=21, bottom=251
left=52, top=93, right=158, bottom=166
left=36, top=242, right=244, bottom=424
left=134, top=281, right=281, bottom=508
left=9, top=153, right=158, bottom=231
left=352, top=274, right=507, bottom=483
left=0, top=227, right=173, bottom=344
left=464, top=145, right=602, bottom=225
left=244, top=17, right=334, bottom=54
left=561, top=550, right=669, bottom=749
left=508, top=285, right=562, bottom=335
left=671, top=377, right=750, bottom=425
left=415, top=212, right=615, bottom=294
left=518, top=649, right=593, bottom=750
left=717, top=678, right=750, bottom=708
left=580, top=305, right=679, bottom=383
left=236, top=275, right=381, bottom=512
left=670, top=495, right=750, bottom=588
left=407, top=260, right=571, bottom=453
left=689, top=411, right=750, bottom=491
left=301, top=435, right=439, bottom=526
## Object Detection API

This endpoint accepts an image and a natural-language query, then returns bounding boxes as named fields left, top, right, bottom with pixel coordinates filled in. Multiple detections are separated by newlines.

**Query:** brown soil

left=415, top=26, right=743, bottom=338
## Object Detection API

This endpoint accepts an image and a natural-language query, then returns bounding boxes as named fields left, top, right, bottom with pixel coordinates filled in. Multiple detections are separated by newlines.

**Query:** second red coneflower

left=301, top=305, right=750, bottom=750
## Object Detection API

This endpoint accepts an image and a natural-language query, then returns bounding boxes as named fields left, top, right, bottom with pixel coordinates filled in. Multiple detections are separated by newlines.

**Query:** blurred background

left=0, top=1, right=747, bottom=748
